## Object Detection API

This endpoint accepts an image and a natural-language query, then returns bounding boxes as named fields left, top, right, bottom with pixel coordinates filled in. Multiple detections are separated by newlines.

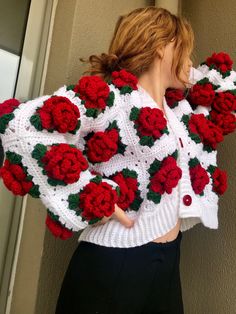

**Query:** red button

left=183, top=194, right=192, bottom=206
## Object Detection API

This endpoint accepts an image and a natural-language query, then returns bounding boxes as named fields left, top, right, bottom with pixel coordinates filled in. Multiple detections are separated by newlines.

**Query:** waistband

left=146, top=230, right=182, bottom=249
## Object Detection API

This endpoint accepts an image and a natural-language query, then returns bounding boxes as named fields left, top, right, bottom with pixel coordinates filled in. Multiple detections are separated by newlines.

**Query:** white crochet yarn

left=1, top=65, right=233, bottom=247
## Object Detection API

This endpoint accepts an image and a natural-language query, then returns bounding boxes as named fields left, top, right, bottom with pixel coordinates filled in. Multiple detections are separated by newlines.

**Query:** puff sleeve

left=0, top=82, right=120, bottom=239
left=187, top=52, right=236, bottom=139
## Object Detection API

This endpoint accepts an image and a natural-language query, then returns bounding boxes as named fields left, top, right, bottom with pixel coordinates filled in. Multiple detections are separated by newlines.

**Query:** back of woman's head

left=80, top=6, right=195, bottom=86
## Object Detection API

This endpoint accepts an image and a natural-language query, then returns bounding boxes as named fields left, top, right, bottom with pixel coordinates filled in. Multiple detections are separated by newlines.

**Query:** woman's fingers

left=112, top=204, right=134, bottom=228
left=91, top=204, right=135, bottom=228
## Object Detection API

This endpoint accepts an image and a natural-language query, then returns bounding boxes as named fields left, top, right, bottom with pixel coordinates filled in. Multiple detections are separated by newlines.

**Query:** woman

left=55, top=6, right=194, bottom=314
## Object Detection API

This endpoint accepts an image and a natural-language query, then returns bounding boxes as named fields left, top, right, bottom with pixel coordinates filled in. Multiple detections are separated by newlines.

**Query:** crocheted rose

left=0, top=98, right=20, bottom=134
left=204, top=52, right=233, bottom=76
left=211, top=92, right=236, bottom=114
left=109, top=168, right=143, bottom=211
left=0, top=98, right=20, bottom=117
left=69, top=75, right=115, bottom=118
left=210, top=166, right=228, bottom=195
left=130, top=106, right=169, bottom=147
left=77, top=180, right=119, bottom=222
left=86, top=129, right=118, bottom=162
left=84, top=120, right=127, bottom=163
left=187, top=82, right=216, bottom=107
left=32, top=143, right=88, bottom=186
left=30, top=96, right=81, bottom=134
left=209, top=110, right=236, bottom=135
left=189, top=159, right=210, bottom=195
left=0, top=159, right=33, bottom=195
left=110, top=69, right=138, bottom=94
left=147, top=150, right=182, bottom=204
left=0, top=151, right=39, bottom=197
left=181, top=113, right=223, bottom=151
left=165, top=88, right=185, bottom=108
left=45, top=210, right=73, bottom=240
left=150, top=156, right=182, bottom=194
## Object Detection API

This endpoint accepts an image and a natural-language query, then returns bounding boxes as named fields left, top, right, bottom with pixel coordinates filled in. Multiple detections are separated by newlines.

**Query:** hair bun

left=100, top=53, right=121, bottom=73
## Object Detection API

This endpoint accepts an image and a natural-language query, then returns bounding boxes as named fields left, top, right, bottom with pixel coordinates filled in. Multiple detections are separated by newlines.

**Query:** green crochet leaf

left=181, top=114, right=190, bottom=125
left=189, top=132, right=202, bottom=143
left=90, top=175, right=102, bottom=184
left=148, top=159, right=162, bottom=175
left=107, top=91, right=115, bottom=107
left=6, top=151, right=22, bottom=164
left=116, top=185, right=121, bottom=197
left=117, top=142, right=127, bottom=155
left=171, top=149, right=178, bottom=160
left=47, top=177, right=67, bottom=186
left=85, top=108, right=99, bottom=118
left=31, top=143, right=47, bottom=160
left=147, top=190, right=161, bottom=204
left=66, top=84, right=76, bottom=91
left=68, top=193, right=80, bottom=210
left=203, top=144, right=213, bottom=153
left=207, top=164, right=216, bottom=175
left=28, top=185, right=40, bottom=198
left=30, top=114, right=43, bottom=131
left=139, top=136, right=154, bottom=147
left=122, top=168, right=137, bottom=178
left=107, top=120, right=118, bottom=130
left=88, top=217, right=102, bottom=225
left=162, top=127, right=169, bottom=134
left=120, top=86, right=133, bottom=95
left=0, top=113, right=14, bottom=134
left=129, top=191, right=143, bottom=211
left=189, top=157, right=199, bottom=167
left=129, top=107, right=140, bottom=120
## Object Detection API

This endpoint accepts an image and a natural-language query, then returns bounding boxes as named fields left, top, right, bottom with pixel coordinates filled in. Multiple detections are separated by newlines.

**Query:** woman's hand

left=91, top=204, right=135, bottom=228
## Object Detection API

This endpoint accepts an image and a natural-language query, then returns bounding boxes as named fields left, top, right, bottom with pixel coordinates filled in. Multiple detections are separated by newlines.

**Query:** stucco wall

left=180, top=1, right=236, bottom=313
left=10, top=1, right=236, bottom=313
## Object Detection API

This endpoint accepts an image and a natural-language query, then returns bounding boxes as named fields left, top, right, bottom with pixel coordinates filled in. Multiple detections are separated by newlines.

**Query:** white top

left=0, top=64, right=235, bottom=247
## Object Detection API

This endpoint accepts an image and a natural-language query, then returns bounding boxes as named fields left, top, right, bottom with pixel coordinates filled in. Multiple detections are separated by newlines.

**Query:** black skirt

left=55, top=230, right=184, bottom=314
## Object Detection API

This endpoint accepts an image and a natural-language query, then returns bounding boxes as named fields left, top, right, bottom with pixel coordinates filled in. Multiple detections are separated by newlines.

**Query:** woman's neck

left=137, top=69, right=166, bottom=108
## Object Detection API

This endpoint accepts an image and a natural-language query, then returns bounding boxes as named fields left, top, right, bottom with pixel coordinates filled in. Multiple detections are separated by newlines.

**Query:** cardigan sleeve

left=188, top=54, right=236, bottom=140
left=0, top=85, right=120, bottom=239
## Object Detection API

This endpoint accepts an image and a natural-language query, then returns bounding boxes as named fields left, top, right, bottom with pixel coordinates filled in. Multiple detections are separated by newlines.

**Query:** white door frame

left=0, top=0, right=58, bottom=313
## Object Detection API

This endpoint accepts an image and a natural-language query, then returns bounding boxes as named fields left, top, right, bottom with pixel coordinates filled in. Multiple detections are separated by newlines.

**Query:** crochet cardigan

left=0, top=51, right=235, bottom=247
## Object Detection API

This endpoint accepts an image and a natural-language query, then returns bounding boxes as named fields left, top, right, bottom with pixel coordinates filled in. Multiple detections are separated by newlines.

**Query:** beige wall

left=180, top=1, right=236, bottom=313
left=10, top=1, right=236, bottom=313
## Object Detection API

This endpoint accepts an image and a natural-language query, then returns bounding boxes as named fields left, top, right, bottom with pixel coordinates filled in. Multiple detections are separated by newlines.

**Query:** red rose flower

left=0, top=159, right=33, bottom=196
left=136, top=107, right=167, bottom=139
left=45, top=214, right=73, bottom=240
left=86, top=129, right=119, bottom=163
left=150, top=156, right=182, bottom=194
left=0, top=98, right=20, bottom=118
left=212, top=167, right=228, bottom=195
left=73, top=76, right=110, bottom=110
left=165, top=89, right=185, bottom=107
left=206, top=52, right=233, bottom=73
left=189, top=114, right=224, bottom=149
left=79, top=181, right=119, bottom=220
left=111, top=69, right=138, bottom=90
left=189, top=164, right=210, bottom=194
left=209, top=109, right=236, bottom=135
left=188, top=83, right=215, bottom=107
left=212, top=92, right=236, bottom=114
left=41, top=144, right=88, bottom=184
left=38, top=96, right=80, bottom=133
left=111, top=172, right=138, bottom=210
